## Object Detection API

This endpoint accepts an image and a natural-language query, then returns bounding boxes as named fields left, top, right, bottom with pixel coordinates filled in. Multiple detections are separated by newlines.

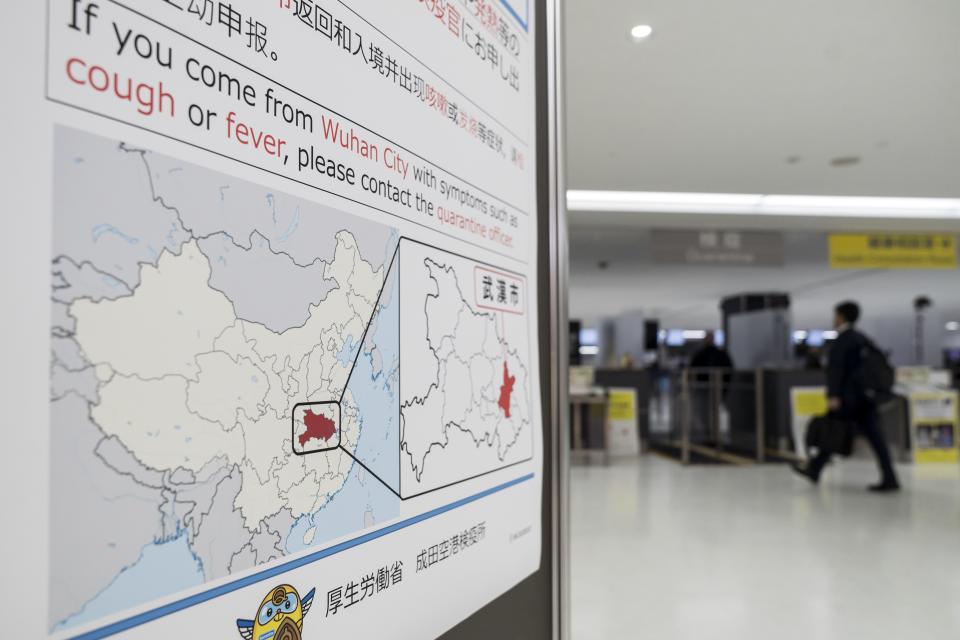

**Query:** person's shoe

left=868, top=481, right=900, bottom=493
left=791, top=463, right=818, bottom=485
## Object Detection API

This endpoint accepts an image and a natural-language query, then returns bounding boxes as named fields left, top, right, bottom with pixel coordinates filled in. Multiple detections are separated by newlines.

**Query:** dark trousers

left=808, top=405, right=898, bottom=483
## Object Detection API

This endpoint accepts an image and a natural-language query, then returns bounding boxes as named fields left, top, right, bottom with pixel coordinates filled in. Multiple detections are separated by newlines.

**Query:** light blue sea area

left=58, top=534, right=204, bottom=630
left=350, top=258, right=401, bottom=491
left=288, top=260, right=402, bottom=552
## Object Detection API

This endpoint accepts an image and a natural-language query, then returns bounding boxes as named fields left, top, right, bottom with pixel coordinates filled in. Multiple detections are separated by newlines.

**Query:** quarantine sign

left=829, top=234, right=957, bottom=269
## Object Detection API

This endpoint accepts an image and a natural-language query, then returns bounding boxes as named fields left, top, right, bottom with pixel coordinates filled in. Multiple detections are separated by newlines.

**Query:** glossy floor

left=570, top=456, right=960, bottom=639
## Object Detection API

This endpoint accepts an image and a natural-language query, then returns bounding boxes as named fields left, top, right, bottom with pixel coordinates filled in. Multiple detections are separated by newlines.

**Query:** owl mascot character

left=237, top=584, right=315, bottom=640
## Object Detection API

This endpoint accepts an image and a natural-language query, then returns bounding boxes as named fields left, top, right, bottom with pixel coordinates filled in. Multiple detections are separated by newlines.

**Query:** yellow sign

left=910, top=391, right=960, bottom=464
left=915, top=448, right=959, bottom=464
left=829, top=234, right=957, bottom=269
left=607, top=389, right=637, bottom=422
left=792, top=389, right=828, bottom=418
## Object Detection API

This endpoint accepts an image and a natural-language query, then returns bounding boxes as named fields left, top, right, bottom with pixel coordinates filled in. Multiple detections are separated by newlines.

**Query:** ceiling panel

left=564, top=0, right=960, bottom=197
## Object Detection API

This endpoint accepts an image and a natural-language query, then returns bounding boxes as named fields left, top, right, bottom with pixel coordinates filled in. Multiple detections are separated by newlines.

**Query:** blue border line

left=70, top=473, right=535, bottom=639
left=499, top=0, right=529, bottom=32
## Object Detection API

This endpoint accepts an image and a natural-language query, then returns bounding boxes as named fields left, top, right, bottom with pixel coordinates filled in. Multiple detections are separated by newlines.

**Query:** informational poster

left=605, top=388, right=639, bottom=457
left=909, top=391, right=960, bottom=464
left=896, top=366, right=953, bottom=389
left=790, top=387, right=827, bottom=457
left=3, top=1, right=543, bottom=638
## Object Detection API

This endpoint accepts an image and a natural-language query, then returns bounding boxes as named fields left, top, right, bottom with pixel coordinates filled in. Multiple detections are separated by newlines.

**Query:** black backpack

left=856, top=338, right=895, bottom=400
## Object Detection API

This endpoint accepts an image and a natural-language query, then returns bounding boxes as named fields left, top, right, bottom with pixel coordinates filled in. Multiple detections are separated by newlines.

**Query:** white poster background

left=0, top=0, right=542, bottom=638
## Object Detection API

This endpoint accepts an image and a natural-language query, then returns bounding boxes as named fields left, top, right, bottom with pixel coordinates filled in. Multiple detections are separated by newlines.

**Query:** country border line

left=69, top=473, right=536, bottom=640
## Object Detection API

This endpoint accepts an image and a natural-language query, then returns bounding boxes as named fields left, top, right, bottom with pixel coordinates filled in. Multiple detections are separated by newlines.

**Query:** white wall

left=861, top=310, right=947, bottom=368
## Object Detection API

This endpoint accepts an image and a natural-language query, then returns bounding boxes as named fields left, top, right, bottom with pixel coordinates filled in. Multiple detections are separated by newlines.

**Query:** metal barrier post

left=571, top=400, right=583, bottom=453
left=711, top=369, right=723, bottom=455
left=754, top=368, right=766, bottom=463
left=681, top=369, right=691, bottom=465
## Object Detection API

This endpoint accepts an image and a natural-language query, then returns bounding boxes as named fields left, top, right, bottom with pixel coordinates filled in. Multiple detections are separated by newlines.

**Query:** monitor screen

left=579, top=328, right=599, bottom=346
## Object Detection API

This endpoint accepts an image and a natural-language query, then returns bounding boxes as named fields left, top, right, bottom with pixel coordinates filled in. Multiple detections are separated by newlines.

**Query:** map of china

left=74, top=229, right=378, bottom=492
left=61, top=232, right=381, bottom=624
left=49, top=127, right=404, bottom=631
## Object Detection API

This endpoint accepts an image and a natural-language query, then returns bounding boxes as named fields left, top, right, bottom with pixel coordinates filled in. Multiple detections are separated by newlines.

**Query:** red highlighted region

left=498, top=361, right=516, bottom=418
left=299, top=409, right=337, bottom=447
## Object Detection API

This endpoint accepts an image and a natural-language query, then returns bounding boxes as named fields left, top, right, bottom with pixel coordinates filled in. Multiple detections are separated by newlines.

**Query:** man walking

left=688, top=331, right=733, bottom=437
left=793, top=301, right=900, bottom=492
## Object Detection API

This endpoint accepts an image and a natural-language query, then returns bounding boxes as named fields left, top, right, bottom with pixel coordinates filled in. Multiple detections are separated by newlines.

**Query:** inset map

left=398, top=239, right=533, bottom=498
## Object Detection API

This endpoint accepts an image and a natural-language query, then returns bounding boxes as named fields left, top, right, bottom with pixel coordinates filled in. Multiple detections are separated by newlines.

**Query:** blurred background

left=562, top=1, right=960, bottom=638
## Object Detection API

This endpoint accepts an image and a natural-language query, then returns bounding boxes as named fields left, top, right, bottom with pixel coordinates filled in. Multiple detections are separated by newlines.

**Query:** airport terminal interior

left=5, top=0, right=960, bottom=638
left=564, top=1, right=960, bottom=638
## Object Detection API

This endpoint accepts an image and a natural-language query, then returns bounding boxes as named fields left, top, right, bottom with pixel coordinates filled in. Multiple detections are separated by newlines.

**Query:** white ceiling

left=562, top=0, right=960, bottom=332
left=563, top=0, right=960, bottom=197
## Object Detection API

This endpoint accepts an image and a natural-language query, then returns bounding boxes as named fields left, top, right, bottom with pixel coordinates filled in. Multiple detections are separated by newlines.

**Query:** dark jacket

left=690, top=345, right=733, bottom=370
left=689, top=345, right=734, bottom=387
left=826, top=327, right=869, bottom=413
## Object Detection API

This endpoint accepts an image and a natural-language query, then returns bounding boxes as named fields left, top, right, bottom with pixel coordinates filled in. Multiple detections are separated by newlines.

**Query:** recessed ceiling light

left=566, top=190, right=960, bottom=219
left=630, top=24, right=653, bottom=40
left=947, top=321, right=960, bottom=332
